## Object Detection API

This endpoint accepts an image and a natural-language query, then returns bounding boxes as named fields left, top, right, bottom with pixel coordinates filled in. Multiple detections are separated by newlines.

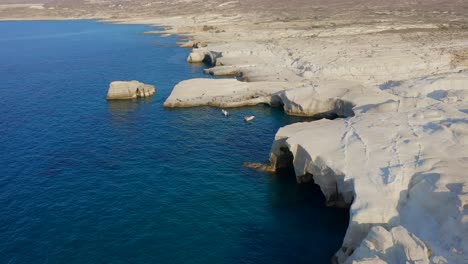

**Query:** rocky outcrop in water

left=187, top=49, right=222, bottom=65
left=106, top=81, right=155, bottom=100
left=163, top=78, right=301, bottom=108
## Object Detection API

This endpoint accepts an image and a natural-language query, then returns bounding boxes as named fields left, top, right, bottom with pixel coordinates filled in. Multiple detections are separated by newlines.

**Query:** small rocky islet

left=106, top=80, right=155, bottom=100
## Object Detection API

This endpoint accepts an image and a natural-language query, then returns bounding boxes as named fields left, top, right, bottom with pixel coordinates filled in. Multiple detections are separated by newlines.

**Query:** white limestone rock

left=163, top=78, right=301, bottom=108
left=386, top=71, right=468, bottom=114
left=163, top=78, right=400, bottom=115
left=186, top=49, right=221, bottom=65
left=273, top=80, right=396, bottom=117
left=187, top=51, right=206, bottom=62
left=203, top=65, right=246, bottom=76
left=345, top=226, right=430, bottom=264
left=106, top=81, right=155, bottom=100
left=269, top=103, right=468, bottom=264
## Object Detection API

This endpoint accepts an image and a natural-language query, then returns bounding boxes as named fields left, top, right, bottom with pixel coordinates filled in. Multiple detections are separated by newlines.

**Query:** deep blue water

left=0, top=20, right=348, bottom=264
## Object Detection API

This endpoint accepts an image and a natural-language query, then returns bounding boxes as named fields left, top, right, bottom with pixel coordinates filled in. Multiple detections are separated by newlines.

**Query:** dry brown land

left=0, top=0, right=467, bottom=23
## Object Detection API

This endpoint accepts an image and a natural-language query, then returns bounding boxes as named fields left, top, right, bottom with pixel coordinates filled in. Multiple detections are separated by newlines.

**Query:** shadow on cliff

left=396, top=171, right=464, bottom=254
left=338, top=171, right=465, bottom=263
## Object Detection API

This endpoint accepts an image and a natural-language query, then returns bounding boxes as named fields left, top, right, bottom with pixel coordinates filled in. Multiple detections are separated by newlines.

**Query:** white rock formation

left=163, top=78, right=301, bottom=108
left=163, top=70, right=468, bottom=264
left=106, top=80, right=155, bottom=100
left=187, top=51, right=206, bottom=62
left=386, top=71, right=468, bottom=114
left=186, top=49, right=221, bottom=65
left=203, top=65, right=245, bottom=77
left=269, top=100, right=467, bottom=263
left=273, top=80, right=398, bottom=117
left=345, top=226, right=430, bottom=264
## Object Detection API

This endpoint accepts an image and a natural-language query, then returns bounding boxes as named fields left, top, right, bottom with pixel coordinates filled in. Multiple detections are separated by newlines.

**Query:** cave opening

left=271, top=146, right=351, bottom=262
left=274, top=147, right=330, bottom=205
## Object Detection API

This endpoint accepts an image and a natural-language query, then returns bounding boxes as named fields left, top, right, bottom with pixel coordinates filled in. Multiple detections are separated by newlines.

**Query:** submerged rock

left=243, top=162, right=275, bottom=173
left=106, top=81, right=155, bottom=100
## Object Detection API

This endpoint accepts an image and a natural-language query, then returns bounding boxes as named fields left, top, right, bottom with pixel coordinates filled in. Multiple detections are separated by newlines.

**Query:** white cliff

left=163, top=67, right=468, bottom=263
left=106, top=80, right=155, bottom=100
left=269, top=90, right=467, bottom=263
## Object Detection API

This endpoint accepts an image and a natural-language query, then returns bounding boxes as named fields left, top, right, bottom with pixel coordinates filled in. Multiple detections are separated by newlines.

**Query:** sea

left=0, top=20, right=348, bottom=264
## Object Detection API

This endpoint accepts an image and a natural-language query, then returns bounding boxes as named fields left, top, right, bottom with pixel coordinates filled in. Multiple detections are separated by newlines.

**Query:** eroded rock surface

left=187, top=49, right=222, bottom=65
left=269, top=98, right=467, bottom=263
left=106, top=81, right=155, bottom=100
left=344, top=226, right=430, bottom=264
left=163, top=78, right=302, bottom=108
left=386, top=71, right=468, bottom=114
left=273, top=80, right=398, bottom=117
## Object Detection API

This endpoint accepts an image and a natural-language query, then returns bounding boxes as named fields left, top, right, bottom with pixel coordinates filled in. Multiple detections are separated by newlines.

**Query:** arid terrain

left=1, top=0, right=468, bottom=23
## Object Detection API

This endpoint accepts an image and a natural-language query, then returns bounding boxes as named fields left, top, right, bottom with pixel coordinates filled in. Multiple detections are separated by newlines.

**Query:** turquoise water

left=0, top=20, right=348, bottom=264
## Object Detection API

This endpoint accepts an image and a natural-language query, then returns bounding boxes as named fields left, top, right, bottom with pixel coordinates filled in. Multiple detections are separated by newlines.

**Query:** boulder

left=187, top=51, right=206, bottom=62
left=187, top=50, right=222, bottom=65
left=106, top=81, right=155, bottom=100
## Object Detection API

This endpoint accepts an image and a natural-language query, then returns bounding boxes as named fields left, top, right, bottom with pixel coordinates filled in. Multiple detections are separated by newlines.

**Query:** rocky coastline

left=153, top=12, right=468, bottom=263
left=2, top=1, right=467, bottom=263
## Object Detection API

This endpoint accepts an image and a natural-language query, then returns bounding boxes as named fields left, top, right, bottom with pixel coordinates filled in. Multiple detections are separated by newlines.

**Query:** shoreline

left=113, top=15, right=468, bottom=264
left=1, top=5, right=468, bottom=263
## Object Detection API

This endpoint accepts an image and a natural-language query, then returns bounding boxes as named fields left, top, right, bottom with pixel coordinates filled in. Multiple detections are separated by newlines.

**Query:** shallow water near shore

left=0, top=20, right=348, bottom=264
